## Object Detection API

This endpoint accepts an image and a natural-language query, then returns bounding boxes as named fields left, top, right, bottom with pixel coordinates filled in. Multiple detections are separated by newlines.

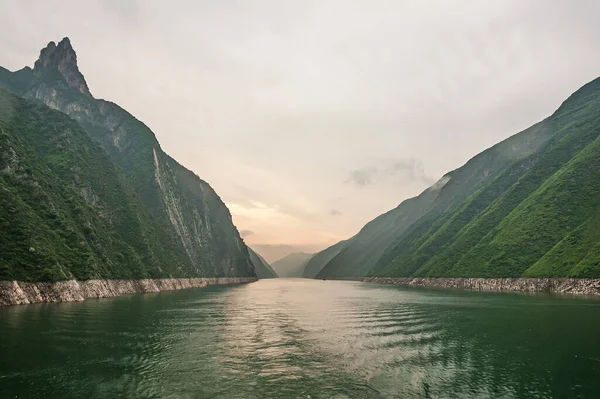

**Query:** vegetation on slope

left=317, top=76, right=600, bottom=280
left=318, top=107, right=553, bottom=279
left=1, top=89, right=188, bottom=281
left=374, top=77, right=600, bottom=278
left=0, top=38, right=256, bottom=280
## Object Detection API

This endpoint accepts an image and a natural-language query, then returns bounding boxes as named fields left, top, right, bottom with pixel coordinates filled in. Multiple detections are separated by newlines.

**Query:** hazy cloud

left=329, top=209, right=342, bottom=216
left=346, top=167, right=378, bottom=187
left=100, top=0, right=140, bottom=17
left=346, top=158, right=434, bottom=187
left=239, top=229, right=254, bottom=238
left=386, top=158, right=436, bottom=185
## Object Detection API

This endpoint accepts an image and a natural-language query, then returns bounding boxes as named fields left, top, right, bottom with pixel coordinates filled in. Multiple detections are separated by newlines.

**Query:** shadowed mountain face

left=271, top=253, right=313, bottom=278
left=315, top=76, right=600, bottom=279
left=301, top=239, right=351, bottom=278
left=248, top=248, right=278, bottom=278
left=0, top=38, right=256, bottom=280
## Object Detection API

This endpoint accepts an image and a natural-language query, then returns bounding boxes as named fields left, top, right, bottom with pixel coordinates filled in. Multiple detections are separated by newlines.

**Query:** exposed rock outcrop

left=364, top=277, right=600, bottom=296
left=0, top=277, right=257, bottom=306
left=33, top=38, right=91, bottom=97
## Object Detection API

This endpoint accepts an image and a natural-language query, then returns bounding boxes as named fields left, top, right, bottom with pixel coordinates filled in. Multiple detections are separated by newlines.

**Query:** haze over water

left=2, top=279, right=600, bottom=398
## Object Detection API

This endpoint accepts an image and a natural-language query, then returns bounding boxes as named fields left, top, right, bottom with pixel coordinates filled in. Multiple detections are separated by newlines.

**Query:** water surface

left=1, top=279, right=600, bottom=398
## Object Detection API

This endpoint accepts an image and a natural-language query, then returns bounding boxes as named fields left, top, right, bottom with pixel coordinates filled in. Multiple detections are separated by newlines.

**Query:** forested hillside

left=0, top=38, right=256, bottom=281
left=316, top=77, right=600, bottom=279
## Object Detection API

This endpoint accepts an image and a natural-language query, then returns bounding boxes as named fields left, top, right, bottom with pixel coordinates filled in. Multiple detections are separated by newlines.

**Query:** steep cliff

left=0, top=38, right=256, bottom=282
left=0, top=277, right=257, bottom=306
left=363, top=277, right=600, bottom=295
left=1, top=89, right=178, bottom=281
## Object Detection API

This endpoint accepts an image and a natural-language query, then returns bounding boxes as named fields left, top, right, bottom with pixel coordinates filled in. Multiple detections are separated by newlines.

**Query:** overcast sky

left=2, top=0, right=600, bottom=262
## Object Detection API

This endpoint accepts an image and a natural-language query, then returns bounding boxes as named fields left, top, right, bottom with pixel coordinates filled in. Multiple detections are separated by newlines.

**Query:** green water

left=1, top=279, right=600, bottom=398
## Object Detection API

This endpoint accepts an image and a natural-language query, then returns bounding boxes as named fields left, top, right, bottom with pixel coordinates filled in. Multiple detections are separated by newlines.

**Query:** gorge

left=3, top=38, right=600, bottom=305
left=2, top=7, right=600, bottom=396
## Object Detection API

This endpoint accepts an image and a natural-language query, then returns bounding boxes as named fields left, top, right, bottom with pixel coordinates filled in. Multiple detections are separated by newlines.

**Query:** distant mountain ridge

left=271, top=252, right=313, bottom=278
left=301, top=239, right=351, bottom=278
left=0, top=37, right=256, bottom=281
left=248, top=248, right=278, bottom=278
left=315, top=76, right=600, bottom=280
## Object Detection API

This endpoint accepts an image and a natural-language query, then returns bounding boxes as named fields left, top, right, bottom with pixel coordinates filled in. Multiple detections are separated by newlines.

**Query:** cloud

left=345, top=167, right=378, bottom=186
left=225, top=182, right=321, bottom=222
left=385, top=158, right=436, bottom=185
left=100, top=0, right=140, bottom=17
left=346, top=158, right=435, bottom=187
left=329, top=209, right=342, bottom=216
left=239, top=229, right=254, bottom=237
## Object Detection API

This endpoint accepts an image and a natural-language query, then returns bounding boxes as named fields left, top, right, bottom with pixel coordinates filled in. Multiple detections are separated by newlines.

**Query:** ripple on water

left=2, top=279, right=600, bottom=398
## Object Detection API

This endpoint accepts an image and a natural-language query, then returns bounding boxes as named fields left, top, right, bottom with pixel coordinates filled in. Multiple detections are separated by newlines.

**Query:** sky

left=2, top=0, right=600, bottom=262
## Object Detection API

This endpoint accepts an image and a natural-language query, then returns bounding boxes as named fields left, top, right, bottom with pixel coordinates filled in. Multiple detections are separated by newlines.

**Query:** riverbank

left=0, top=277, right=257, bottom=306
left=363, top=277, right=600, bottom=296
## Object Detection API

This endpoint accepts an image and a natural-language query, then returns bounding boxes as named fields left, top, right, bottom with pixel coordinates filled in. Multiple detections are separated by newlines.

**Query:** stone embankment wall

left=0, top=277, right=257, bottom=306
left=364, top=277, right=600, bottom=296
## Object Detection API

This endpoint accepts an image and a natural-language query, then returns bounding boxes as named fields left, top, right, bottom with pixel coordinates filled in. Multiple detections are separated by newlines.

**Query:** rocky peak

left=33, top=37, right=91, bottom=97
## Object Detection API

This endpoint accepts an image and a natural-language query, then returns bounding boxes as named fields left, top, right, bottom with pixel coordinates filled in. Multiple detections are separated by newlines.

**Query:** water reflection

left=1, top=279, right=600, bottom=398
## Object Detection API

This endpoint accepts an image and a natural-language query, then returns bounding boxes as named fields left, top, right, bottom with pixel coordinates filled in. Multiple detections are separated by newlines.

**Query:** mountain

left=271, top=253, right=313, bottom=278
left=248, top=248, right=278, bottom=278
left=301, top=239, right=351, bottom=278
left=0, top=38, right=256, bottom=281
left=316, top=116, right=552, bottom=279
left=317, top=76, right=600, bottom=279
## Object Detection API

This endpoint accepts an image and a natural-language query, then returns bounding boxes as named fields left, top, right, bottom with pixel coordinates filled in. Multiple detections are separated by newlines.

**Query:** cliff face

left=0, top=38, right=255, bottom=280
left=0, top=37, right=258, bottom=301
left=364, top=277, right=600, bottom=296
left=32, top=38, right=91, bottom=97
left=0, top=277, right=257, bottom=306
left=1, top=89, right=176, bottom=282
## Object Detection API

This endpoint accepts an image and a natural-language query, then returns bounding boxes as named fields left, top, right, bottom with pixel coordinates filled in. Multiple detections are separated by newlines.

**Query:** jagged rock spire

left=33, top=37, right=91, bottom=97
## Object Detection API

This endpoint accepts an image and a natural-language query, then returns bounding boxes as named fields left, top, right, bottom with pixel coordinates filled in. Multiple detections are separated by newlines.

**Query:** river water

left=1, top=279, right=600, bottom=398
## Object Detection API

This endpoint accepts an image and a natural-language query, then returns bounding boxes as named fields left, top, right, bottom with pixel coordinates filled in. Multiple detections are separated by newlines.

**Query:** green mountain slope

left=316, top=76, right=600, bottom=280
left=373, top=76, right=600, bottom=278
left=317, top=112, right=553, bottom=279
left=0, top=38, right=256, bottom=280
left=248, top=248, right=278, bottom=278
left=271, top=253, right=313, bottom=278
left=1, top=89, right=191, bottom=280
left=302, top=239, right=351, bottom=278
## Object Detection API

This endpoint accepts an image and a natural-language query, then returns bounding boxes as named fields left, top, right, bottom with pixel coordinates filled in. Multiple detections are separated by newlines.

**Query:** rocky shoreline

left=0, top=277, right=257, bottom=306
left=363, top=277, right=600, bottom=296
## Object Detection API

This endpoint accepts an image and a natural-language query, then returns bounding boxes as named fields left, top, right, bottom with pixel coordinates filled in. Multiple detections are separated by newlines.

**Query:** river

left=1, top=279, right=600, bottom=398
